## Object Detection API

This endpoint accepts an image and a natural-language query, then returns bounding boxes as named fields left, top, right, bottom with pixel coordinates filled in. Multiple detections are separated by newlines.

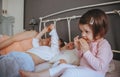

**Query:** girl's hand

left=42, top=24, right=55, bottom=33
left=47, top=24, right=55, bottom=32
left=59, top=59, right=67, bottom=64
left=79, top=38, right=90, bottom=53
left=74, top=36, right=81, bottom=50
left=42, top=27, right=48, bottom=33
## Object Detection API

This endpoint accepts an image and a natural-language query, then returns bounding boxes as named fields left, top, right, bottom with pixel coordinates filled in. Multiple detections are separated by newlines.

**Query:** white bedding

left=35, top=49, right=120, bottom=77
left=35, top=59, right=120, bottom=77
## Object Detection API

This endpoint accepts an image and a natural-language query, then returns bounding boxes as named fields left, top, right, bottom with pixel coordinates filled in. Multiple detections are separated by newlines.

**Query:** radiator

left=0, top=16, right=14, bottom=36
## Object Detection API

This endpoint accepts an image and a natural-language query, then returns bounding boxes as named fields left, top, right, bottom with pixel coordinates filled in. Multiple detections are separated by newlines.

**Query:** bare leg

left=0, top=31, right=38, bottom=50
left=19, top=69, right=50, bottom=77
left=0, top=37, right=14, bottom=49
left=13, top=30, right=38, bottom=42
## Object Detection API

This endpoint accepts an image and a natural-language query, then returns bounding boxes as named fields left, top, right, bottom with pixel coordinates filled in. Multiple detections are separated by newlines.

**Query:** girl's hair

left=59, top=38, right=65, bottom=48
left=79, top=9, right=108, bottom=40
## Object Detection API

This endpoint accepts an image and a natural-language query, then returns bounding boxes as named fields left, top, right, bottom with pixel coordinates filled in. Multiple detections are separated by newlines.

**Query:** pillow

left=107, top=50, right=119, bottom=73
left=49, top=49, right=80, bottom=66
left=107, top=50, right=120, bottom=73
left=107, top=60, right=115, bottom=73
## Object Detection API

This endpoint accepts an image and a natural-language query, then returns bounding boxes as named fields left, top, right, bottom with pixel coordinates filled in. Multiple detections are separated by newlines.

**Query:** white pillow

left=107, top=60, right=115, bottom=73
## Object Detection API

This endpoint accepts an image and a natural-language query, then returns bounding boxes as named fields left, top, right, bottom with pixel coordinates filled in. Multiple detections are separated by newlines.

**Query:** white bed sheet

left=35, top=60, right=120, bottom=77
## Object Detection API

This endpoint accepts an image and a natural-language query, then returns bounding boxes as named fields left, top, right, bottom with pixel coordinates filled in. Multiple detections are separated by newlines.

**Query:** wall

left=0, top=0, right=2, bottom=15
left=24, top=0, right=120, bottom=51
left=1, top=0, right=24, bottom=35
left=7, top=0, right=24, bottom=34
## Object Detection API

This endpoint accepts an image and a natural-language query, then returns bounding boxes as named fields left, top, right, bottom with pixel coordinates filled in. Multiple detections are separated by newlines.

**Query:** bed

left=35, top=1, right=120, bottom=77
left=35, top=57, right=120, bottom=77
left=0, top=1, right=120, bottom=77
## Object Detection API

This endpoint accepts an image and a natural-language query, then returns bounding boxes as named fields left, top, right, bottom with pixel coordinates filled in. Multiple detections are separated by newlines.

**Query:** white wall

left=2, top=0, right=24, bottom=35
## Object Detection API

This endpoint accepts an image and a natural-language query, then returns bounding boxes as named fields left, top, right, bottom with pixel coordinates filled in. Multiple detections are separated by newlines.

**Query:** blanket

left=0, top=52, right=34, bottom=77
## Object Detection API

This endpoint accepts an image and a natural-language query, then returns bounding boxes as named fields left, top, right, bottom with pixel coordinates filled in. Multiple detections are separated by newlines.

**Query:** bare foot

left=19, top=70, right=35, bottom=77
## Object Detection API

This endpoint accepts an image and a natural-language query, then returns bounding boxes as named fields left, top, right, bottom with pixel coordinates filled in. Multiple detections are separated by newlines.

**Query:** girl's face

left=66, top=42, right=74, bottom=50
left=40, top=38, right=51, bottom=46
left=79, top=24, right=94, bottom=42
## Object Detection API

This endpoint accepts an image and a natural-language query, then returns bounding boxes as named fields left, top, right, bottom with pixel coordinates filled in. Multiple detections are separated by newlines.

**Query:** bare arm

left=59, top=59, right=67, bottom=64
left=32, top=24, right=53, bottom=47
left=35, top=24, right=54, bottom=41
left=35, top=27, right=48, bottom=40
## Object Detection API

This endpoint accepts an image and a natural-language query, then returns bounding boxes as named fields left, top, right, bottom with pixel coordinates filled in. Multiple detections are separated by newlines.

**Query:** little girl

left=20, top=9, right=113, bottom=77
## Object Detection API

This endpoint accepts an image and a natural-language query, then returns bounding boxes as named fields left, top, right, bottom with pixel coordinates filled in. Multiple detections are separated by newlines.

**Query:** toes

left=19, top=70, right=25, bottom=77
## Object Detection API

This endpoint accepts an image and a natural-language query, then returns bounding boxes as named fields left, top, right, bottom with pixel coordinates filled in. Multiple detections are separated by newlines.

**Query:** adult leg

left=0, top=52, right=34, bottom=77
left=19, top=64, right=76, bottom=77
left=0, top=35, right=10, bottom=43
left=0, top=31, right=38, bottom=49
left=13, top=30, right=38, bottom=42
left=19, top=69, right=50, bottom=77
left=49, top=64, right=76, bottom=77
left=0, top=37, right=14, bottom=49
